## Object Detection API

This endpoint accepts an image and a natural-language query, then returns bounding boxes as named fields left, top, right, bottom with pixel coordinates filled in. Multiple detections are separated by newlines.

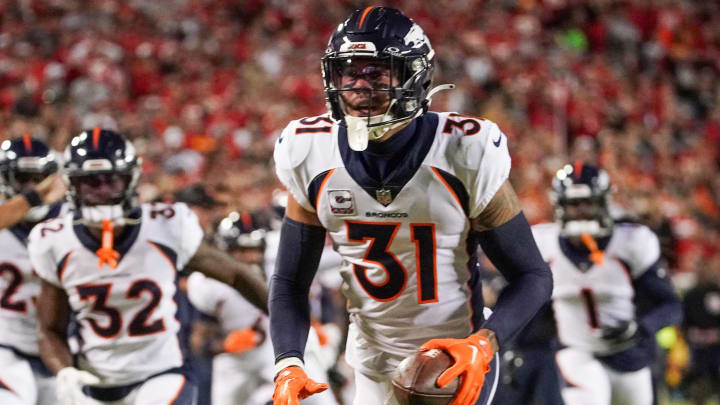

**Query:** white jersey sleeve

left=438, top=115, right=511, bottom=218
left=621, top=224, right=661, bottom=278
left=273, top=116, right=338, bottom=213
left=28, top=217, right=66, bottom=287
left=469, top=121, right=511, bottom=217
left=175, top=203, right=204, bottom=269
left=186, top=272, right=222, bottom=316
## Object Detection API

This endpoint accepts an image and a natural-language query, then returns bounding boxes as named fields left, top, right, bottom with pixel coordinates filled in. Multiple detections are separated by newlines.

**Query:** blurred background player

left=681, top=263, right=720, bottom=405
left=533, top=162, right=682, bottom=405
left=492, top=303, right=564, bottom=405
left=0, top=136, right=66, bottom=405
left=186, top=209, right=342, bottom=405
left=270, top=7, right=552, bottom=405
left=185, top=210, right=274, bottom=405
left=29, top=128, right=268, bottom=405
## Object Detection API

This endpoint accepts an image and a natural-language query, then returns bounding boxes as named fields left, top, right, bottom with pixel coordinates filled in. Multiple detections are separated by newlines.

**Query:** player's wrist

left=21, top=188, right=43, bottom=207
left=472, top=329, right=499, bottom=353
left=273, top=356, right=305, bottom=379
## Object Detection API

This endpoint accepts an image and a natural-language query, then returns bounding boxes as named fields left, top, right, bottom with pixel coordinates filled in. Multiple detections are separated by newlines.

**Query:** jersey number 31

left=347, top=221, right=437, bottom=304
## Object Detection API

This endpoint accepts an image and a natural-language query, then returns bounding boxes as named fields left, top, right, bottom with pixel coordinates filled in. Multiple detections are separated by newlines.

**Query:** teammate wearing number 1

left=28, top=129, right=268, bottom=405
left=534, top=163, right=681, bottom=405
left=269, top=7, right=552, bottom=405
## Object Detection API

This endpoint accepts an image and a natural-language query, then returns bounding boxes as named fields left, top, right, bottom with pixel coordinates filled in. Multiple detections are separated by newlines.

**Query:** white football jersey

left=0, top=204, right=69, bottom=356
left=28, top=202, right=203, bottom=385
left=532, top=223, right=660, bottom=355
left=274, top=112, right=510, bottom=374
left=186, top=271, right=263, bottom=334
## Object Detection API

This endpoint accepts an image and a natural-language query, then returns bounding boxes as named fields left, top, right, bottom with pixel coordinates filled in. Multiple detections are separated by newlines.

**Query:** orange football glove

left=420, top=334, right=494, bottom=405
left=223, top=328, right=259, bottom=353
left=273, top=366, right=328, bottom=405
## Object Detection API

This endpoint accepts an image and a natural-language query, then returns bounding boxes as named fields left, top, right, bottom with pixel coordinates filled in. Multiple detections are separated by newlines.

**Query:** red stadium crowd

left=0, top=0, right=717, bottom=308
left=1, top=0, right=720, bottom=403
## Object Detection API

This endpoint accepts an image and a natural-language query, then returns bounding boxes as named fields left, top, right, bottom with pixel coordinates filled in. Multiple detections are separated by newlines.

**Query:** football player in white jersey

left=269, top=7, right=553, bottom=405
left=533, top=162, right=682, bottom=405
left=187, top=210, right=341, bottom=405
left=185, top=210, right=274, bottom=405
left=28, top=128, right=268, bottom=405
left=0, top=136, right=67, bottom=405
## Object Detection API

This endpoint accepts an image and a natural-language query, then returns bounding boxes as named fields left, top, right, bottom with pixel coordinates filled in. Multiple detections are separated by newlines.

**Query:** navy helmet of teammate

left=550, top=162, right=613, bottom=239
left=0, top=135, right=60, bottom=223
left=215, top=210, right=268, bottom=268
left=63, top=127, right=141, bottom=227
left=270, top=6, right=553, bottom=405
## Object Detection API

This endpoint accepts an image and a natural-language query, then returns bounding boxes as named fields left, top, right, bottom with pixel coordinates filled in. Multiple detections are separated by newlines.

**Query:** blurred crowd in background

left=1, top=0, right=718, bottom=402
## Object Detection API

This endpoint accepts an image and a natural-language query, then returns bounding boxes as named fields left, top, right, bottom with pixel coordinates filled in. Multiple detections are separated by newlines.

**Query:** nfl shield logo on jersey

left=328, top=190, right=356, bottom=215
left=376, top=189, right=393, bottom=206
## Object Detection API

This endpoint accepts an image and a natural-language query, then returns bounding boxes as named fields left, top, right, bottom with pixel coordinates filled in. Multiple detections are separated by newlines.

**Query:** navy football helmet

left=550, top=162, right=613, bottom=237
left=215, top=211, right=268, bottom=269
left=63, top=128, right=141, bottom=225
left=322, top=7, right=452, bottom=151
left=0, top=135, right=58, bottom=221
left=214, top=211, right=267, bottom=252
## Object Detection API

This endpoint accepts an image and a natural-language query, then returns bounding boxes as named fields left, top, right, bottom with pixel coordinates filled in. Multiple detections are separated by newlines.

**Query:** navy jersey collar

left=338, top=113, right=438, bottom=204
left=73, top=209, right=142, bottom=260
left=559, top=234, right=612, bottom=271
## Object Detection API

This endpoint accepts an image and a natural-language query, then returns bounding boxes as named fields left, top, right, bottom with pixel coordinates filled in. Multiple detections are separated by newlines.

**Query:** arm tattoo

left=471, top=180, right=522, bottom=231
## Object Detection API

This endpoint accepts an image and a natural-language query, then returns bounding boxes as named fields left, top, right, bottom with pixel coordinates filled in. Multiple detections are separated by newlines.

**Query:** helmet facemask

left=322, top=7, right=453, bottom=151
left=0, top=137, right=58, bottom=223
left=550, top=164, right=614, bottom=238
left=323, top=53, right=434, bottom=151
left=63, top=129, right=142, bottom=227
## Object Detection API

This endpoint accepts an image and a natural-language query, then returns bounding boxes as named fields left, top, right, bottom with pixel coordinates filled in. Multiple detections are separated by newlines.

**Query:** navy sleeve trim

left=307, top=169, right=333, bottom=212
left=56, top=251, right=73, bottom=283
left=431, top=166, right=470, bottom=217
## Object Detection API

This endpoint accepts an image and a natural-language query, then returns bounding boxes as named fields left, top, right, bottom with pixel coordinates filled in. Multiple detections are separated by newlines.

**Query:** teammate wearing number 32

left=269, top=7, right=553, bottom=405
left=27, top=129, right=269, bottom=405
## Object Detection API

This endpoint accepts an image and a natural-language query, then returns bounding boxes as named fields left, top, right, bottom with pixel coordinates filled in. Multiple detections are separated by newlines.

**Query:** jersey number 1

left=347, top=221, right=437, bottom=304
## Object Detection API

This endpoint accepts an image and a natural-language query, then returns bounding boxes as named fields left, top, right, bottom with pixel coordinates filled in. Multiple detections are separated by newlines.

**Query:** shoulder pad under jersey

left=613, top=223, right=660, bottom=278
left=28, top=214, right=71, bottom=286
left=435, top=112, right=512, bottom=217
left=273, top=115, right=338, bottom=212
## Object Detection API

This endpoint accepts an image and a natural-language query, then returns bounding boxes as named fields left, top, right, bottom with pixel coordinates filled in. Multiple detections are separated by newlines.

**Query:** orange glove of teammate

left=223, top=328, right=259, bottom=353
left=273, top=366, right=328, bottom=405
left=420, top=333, right=495, bottom=405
